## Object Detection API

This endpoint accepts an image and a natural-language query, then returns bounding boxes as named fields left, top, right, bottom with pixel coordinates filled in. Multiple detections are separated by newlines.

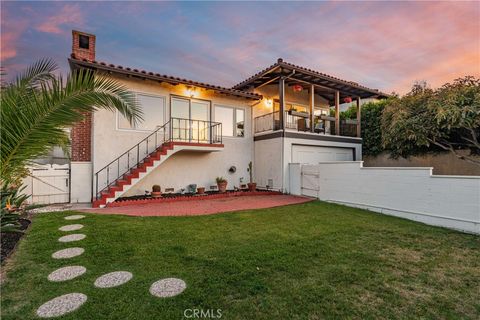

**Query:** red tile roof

left=233, top=58, right=390, bottom=98
left=69, top=54, right=262, bottom=100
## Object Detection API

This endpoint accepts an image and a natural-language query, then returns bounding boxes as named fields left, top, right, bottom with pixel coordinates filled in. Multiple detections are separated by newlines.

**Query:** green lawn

left=1, top=201, right=479, bottom=319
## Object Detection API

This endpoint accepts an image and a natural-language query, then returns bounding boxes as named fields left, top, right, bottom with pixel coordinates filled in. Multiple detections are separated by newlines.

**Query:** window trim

left=214, top=104, right=246, bottom=138
left=116, top=92, right=167, bottom=132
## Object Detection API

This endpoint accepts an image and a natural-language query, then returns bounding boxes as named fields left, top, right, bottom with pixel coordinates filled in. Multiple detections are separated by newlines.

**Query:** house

left=68, top=30, right=389, bottom=207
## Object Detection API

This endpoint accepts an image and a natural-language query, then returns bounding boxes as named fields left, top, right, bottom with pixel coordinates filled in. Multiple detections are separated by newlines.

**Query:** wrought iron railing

left=94, top=117, right=222, bottom=200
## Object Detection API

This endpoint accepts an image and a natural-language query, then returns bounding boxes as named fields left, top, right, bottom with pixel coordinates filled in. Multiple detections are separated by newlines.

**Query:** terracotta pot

left=217, top=181, right=227, bottom=193
left=247, top=182, right=257, bottom=192
left=197, top=187, right=205, bottom=194
left=151, top=191, right=162, bottom=198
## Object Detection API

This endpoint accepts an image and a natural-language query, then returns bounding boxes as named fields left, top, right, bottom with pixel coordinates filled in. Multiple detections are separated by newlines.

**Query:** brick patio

left=83, top=195, right=313, bottom=217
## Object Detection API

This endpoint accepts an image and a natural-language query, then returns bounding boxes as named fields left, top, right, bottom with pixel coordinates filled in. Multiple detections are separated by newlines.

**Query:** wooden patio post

left=335, top=90, right=340, bottom=136
left=356, top=97, right=361, bottom=137
left=309, top=84, right=314, bottom=132
left=279, top=77, right=285, bottom=130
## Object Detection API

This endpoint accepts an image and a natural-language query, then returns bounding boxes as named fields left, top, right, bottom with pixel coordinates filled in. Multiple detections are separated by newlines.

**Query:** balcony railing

left=254, top=111, right=280, bottom=133
left=253, top=112, right=359, bottom=137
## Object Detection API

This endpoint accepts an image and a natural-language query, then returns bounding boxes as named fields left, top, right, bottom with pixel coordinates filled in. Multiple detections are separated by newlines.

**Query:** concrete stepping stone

left=36, top=293, right=87, bottom=318
left=64, top=215, right=85, bottom=220
left=94, top=271, right=133, bottom=288
left=59, top=224, right=84, bottom=232
left=48, top=266, right=86, bottom=282
left=58, top=234, right=86, bottom=243
left=52, top=247, right=84, bottom=259
left=150, top=278, right=186, bottom=298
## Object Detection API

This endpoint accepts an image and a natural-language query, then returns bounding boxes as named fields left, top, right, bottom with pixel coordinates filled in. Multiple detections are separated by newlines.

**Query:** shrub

left=216, top=177, right=227, bottom=183
left=361, top=100, right=389, bottom=156
left=1, top=182, right=30, bottom=233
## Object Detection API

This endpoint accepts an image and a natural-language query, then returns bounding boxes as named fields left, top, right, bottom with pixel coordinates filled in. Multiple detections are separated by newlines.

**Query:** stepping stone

left=59, top=224, right=83, bottom=232
left=149, top=278, right=186, bottom=298
left=48, top=266, right=86, bottom=282
left=58, top=234, right=86, bottom=243
left=64, top=215, right=85, bottom=220
left=94, top=271, right=133, bottom=288
left=36, top=293, right=87, bottom=318
left=52, top=247, right=84, bottom=259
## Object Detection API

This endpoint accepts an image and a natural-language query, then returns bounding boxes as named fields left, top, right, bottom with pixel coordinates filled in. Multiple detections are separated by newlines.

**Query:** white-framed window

left=118, top=93, right=166, bottom=131
left=214, top=105, right=245, bottom=137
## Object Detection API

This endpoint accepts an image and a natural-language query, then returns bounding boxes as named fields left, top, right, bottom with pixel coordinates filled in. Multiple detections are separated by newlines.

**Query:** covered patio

left=235, top=58, right=389, bottom=138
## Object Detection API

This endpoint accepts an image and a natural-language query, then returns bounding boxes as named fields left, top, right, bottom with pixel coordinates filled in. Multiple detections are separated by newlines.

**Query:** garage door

left=291, top=145, right=353, bottom=164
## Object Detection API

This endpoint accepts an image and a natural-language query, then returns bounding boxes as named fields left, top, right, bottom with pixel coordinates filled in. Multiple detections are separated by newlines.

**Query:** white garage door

left=292, top=145, right=353, bottom=164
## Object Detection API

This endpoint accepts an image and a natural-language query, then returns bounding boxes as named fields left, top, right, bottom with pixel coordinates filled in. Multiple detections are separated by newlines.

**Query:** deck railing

left=94, top=117, right=222, bottom=200
left=254, top=111, right=280, bottom=133
left=253, top=112, right=359, bottom=137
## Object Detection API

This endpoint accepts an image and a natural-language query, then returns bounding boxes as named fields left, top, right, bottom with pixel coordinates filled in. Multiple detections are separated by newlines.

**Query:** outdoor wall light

left=265, top=98, right=273, bottom=108
left=185, top=87, right=196, bottom=97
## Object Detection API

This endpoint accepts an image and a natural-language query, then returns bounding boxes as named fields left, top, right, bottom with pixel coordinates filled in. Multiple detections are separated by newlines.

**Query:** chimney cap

left=72, top=29, right=96, bottom=38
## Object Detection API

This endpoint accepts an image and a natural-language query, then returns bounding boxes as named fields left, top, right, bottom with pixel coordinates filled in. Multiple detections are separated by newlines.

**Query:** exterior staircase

left=93, top=118, right=223, bottom=208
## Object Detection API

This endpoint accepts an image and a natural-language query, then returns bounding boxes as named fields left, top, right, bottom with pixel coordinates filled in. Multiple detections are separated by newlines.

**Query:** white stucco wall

left=70, top=162, right=92, bottom=203
left=293, top=162, right=480, bottom=234
left=90, top=75, right=255, bottom=196
left=254, top=137, right=283, bottom=190
left=123, top=140, right=253, bottom=196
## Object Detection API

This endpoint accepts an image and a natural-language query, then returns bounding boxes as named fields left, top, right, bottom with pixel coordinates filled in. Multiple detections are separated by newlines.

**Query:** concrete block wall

left=291, top=162, right=480, bottom=234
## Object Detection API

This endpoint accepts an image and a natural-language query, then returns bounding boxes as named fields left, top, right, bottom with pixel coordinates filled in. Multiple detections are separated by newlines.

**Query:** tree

left=1, top=59, right=143, bottom=184
left=381, top=77, right=480, bottom=165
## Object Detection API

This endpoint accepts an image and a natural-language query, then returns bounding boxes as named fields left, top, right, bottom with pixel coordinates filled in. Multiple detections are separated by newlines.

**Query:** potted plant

left=151, top=185, right=162, bottom=198
left=197, top=186, right=205, bottom=194
left=247, top=161, right=257, bottom=192
left=216, top=177, right=227, bottom=193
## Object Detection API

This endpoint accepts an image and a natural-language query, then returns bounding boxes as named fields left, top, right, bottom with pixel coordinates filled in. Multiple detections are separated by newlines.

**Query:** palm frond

left=15, top=58, right=57, bottom=89
left=1, top=60, right=143, bottom=182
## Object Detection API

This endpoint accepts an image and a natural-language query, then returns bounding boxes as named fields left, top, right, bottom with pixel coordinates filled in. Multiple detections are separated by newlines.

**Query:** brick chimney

left=72, top=30, right=96, bottom=61
left=71, top=30, right=95, bottom=162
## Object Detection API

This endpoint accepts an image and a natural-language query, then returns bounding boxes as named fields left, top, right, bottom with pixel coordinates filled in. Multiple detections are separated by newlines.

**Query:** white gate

left=23, top=164, right=70, bottom=204
left=301, top=165, right=320, bottom=198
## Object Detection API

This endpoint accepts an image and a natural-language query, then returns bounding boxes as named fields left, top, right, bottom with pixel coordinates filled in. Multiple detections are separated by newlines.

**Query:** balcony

left=254, top=111, right=359, bottom=137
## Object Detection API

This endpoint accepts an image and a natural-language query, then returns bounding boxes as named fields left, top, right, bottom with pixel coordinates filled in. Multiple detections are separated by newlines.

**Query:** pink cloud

left=1, top=7, right=28, bottom=62
left=36, top=4, right=84, bottom=34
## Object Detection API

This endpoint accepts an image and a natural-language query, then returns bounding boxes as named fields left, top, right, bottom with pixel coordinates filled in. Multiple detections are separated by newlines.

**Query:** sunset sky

left=1, top=1, right=479, bottom=94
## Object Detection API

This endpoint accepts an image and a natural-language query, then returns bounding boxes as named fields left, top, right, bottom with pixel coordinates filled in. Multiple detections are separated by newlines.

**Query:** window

left=118, top=94, right=165, bottom=131
left=236, top=109, right=245, bottom=137
left=79, top=35, right=89, bottom=49
left=214, top=105, right=245, bottom=137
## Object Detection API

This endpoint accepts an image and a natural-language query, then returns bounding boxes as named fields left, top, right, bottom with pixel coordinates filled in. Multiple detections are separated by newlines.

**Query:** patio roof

left=68, top=55, right=262, bottom=101
left=233, top=58, right=390, bottom=102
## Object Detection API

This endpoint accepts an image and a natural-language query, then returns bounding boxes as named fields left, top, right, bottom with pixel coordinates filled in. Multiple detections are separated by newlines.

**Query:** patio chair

left=314, top=122, right=325, bottom=134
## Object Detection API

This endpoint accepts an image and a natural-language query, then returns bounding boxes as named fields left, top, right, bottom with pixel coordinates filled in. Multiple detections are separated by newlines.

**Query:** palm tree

left=1, top=59, right=143, bottom=184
